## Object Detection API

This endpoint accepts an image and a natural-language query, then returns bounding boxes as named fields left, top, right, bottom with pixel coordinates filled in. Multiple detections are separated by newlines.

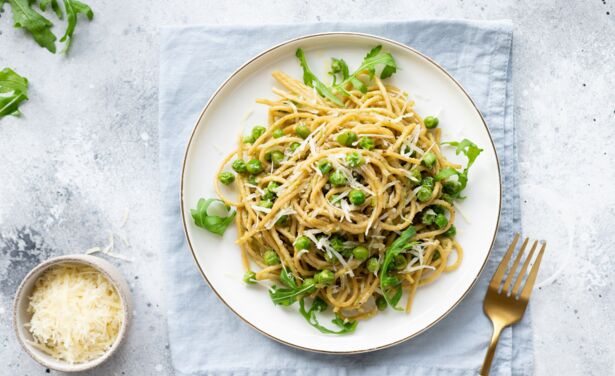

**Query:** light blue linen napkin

left=159, top=20, right=526, bottom=376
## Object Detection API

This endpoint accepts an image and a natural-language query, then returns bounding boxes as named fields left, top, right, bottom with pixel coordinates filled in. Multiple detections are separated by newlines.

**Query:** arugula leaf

left=59, top=0, right=93, bottom=53
left=190, top=198, right=236, bottom=236
left=333, top=45, right=397, bottom=95
left=329, top=58, right=349, bottom=86
left=299, top=297, right=357, bottom=335
left=379, top=226, right=416, bottom=310
left=295, top=46, right=398, bottom=107
left=434, top=167, right=458, bottom=181
left=279, top=268, right=297, bottom=289
left=40, top=0, right=64, bottom=20
left=8, top=0, right=57, bottom=53
left=269, top=281, right=316, bottom=306
left=295, top=48, right=344, bottom=106
left=0, top=68, right=29, bottom=118
left=436, top=139, right=484, bottom=195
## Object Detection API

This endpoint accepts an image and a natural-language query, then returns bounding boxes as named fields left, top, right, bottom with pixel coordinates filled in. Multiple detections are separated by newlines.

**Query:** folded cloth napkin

left=159, top=20, right=525, bottom=376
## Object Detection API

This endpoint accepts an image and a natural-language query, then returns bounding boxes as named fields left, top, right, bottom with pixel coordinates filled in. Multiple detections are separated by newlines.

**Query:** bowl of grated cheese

left=12, top=254, right=132, bottom=372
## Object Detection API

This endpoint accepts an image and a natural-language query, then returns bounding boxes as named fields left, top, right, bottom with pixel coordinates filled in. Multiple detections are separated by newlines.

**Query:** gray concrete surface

left=1, top=0, right=613, bottom=375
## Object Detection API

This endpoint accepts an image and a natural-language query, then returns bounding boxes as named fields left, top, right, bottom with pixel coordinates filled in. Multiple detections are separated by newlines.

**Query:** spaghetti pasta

left=199, top=46, right=482, bottom=333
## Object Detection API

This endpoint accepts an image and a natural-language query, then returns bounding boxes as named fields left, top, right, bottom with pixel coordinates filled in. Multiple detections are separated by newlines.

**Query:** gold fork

left=480, top=234, right=547, bottom=376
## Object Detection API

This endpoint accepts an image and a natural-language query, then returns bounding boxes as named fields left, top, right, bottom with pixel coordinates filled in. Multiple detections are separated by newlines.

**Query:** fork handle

left=480, top=320, right=507, bottom=376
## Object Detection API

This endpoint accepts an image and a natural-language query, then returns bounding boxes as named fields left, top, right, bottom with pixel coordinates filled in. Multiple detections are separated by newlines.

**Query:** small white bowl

left=13, top=254, right=132, bottom=372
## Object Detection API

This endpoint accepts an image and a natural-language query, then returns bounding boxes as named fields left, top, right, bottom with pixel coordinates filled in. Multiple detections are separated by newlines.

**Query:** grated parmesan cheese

left=26, top=264, right=123, bottom=364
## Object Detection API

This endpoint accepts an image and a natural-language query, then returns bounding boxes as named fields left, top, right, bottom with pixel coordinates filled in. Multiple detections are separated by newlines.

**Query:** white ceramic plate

left=181, top=33, right=501, bottom=353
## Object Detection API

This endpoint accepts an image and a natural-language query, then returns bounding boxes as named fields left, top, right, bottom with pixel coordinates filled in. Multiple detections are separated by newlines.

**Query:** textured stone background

left=0, top=1, right=613, bottom=375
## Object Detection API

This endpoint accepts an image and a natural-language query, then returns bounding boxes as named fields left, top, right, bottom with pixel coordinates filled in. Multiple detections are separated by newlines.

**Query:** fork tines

left=489, top=233, right=547, bottom=300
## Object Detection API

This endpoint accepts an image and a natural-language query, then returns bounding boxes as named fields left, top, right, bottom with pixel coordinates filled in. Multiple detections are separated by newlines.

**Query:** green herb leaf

left=279, top=268, right=297, bottom=289
left=333, top=45, right=397, bottom=94
left=40, top=0, right=64, bottom=20
left=0, top=68, right=29, bottom=118
left=268, top=281, right=316, bottom=306
left=59, top=0, right=93, bottom=53
left=295, top=46, right=398, bottom=106
left=329, top=58, right=349, bottom=85
left=437, top=139, right=484, bottom=196
left=190, top=198, right=236, bottom=236
left=299, top=297, right=358, bottom=334
left=434, top=167, right=458, bottom=181
left=379, top=226, right=417, bottom=311
left=295, top=48, right=344, bottom=106
left=8, top=0, right=57, bottom=53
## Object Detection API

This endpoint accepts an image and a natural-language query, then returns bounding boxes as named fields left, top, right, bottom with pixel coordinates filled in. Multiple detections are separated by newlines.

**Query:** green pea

left=443, top=180, right=462, bottom=195
left=218, top=172, right=235, bottom=185
left=336, top=131, right=358, bottom=146
left=243, top=135, right=255, bottom=144
left=272, top=129, right=284, bottom=138
left=295, top=124, right=311, bottom=139
left=376, top=296, right=387, bottom=311
left=275, top=215, right=289, bottom=226
left=289, top=142, right=301, bottom=152
left=247, top=175, right=258, bottom=185
left=366, top=257, right=380, bottom=273
left=421, top=210, right=436, bottom=225
left=443, top=224, right=456, bottom=237
left=422, top=176, right=434, bottom=189
left=352, top=246, right=369, bottom=261
left=259, top=199, right=273, bottom=209
left=416, top=186, right=432, bottom=202
left=346, top=151, right=364, bottom=168
left=252, top=125, right=266, bottom=140
left=315, top=270, right=335, bottom=286
left=294, top=236, right=311, bottom=250
left=270, top=150, right=284, bottom=167
left=318, top=159, right=332, bottom=174
left=434, top=213, right=448, bottom=229
left=243, top=271, right=257, bottom=284
left=263, top=249, right=280, bottom=265
left=232, top=159, right=247, bottom=174
left=424, top=116, right=439, bottom=129
left=348, top=189, right=366, bottom=205
left=393, top=254, right=408, bottom=270
left=408, top=169, right=422, bottom=185
left=246, top=159, right=263, bottom=174
left=358, top=136, right=375, bottom=150
left=422, top=152, right=437, bottom=168
left=328, top=170, right=347, bottom=186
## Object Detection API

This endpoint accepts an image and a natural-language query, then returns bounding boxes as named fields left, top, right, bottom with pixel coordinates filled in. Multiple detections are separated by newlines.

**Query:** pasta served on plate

left=191, top=46, right=482, bottom=334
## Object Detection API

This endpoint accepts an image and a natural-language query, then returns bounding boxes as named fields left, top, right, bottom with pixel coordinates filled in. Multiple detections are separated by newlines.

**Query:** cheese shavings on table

left=26, top=264, right=123, bottom=364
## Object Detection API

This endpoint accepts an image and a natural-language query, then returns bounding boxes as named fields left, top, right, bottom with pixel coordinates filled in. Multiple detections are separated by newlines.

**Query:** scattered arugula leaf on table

left=0, top=68, right=29, bottom=118
left=3, top=0, right=93, bottom=54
